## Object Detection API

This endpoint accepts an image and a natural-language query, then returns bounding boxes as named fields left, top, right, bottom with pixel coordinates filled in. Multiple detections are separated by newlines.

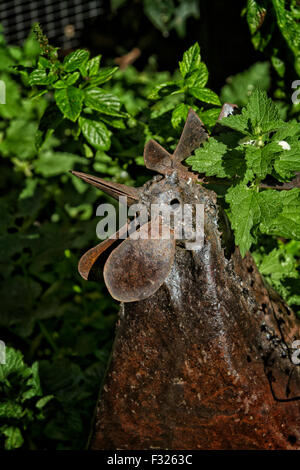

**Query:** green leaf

left=36, top=104, right=63, bottom=149
left=0, top=347, right=29, bottom=382
left=66, top=71, right=80, bottom=86
left=148, top=81, right=179, bottom=100
left=22, top=361, right=42, bottom=401
left=171, top=103, right=189, bottom=129
left=273, top=141, right=300, bottom=179
left=188, top=87, right=221, bottom=105
left=272, top=122, right=300, bottom=140
left=221, top=89, right=282, bottom=136
left=0, top=426, right=24, bottom=450
left=87, top=66, right=118, bottom=87
left=19, top=178, right=38, bottom=199
left=246, top=0, right=267, bottom=35
left=179, top=42, right=201, bottom=78
left=245, top=142, right=280, bottom=179
left=186, top=138, right=228, bottom=177
left=63, top=49, right=89, bottom=72
left=199, top=107, right=221, bottom=129
left=226, top=183, right=261, bottom=256
left=258, top=247, right=298, bottom=279
left=28, top=69, right=56, bottom=86
left=79, top=116, right=111, bottom=150
left=184, top=62, right=208, bottom=88
left=88, top=55, right=101, bottom=76
left=34, top=151, right=84, bottom=177
left=84, top=88, right=123, bottom=117
left=259, top=188, right=300, bottom=240
left=54, top=87, right=84, bottom=121
left=0, top=402, right=24, bottom=419
left=36, top=395, right=54, bottom=410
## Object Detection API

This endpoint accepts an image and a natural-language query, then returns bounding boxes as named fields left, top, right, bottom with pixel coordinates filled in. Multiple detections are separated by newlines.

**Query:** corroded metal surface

left=70, top=170, right=140, bottom=205
left=144, top=108, right=207, bottom=181
left=91, top=183, right=300, bottom=449
left=104, top=221, right=175, bottom=302
left=72, top=107, right=300, bottom=449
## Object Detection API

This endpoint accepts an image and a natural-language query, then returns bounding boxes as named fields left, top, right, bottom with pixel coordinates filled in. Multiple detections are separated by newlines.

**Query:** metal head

left=71, top=105, right=232, bottom=302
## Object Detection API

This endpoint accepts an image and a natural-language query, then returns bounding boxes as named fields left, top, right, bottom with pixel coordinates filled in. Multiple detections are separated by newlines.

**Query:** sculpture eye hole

left=170, top=198, right=181, bottom=210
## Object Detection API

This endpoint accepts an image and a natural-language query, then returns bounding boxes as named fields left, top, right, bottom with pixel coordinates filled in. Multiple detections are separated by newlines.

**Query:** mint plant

left=149, top=42, right=221, bottom=130
left=16, top=25, right=126, bottom=154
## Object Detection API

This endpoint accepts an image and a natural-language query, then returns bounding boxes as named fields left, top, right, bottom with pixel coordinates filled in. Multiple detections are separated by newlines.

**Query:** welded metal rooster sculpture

left=71, top=106, right=300, bottom=450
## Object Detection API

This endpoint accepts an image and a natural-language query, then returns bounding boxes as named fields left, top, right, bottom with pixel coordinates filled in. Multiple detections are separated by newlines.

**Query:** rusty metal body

left=72, top=107, right=300, bottom=450
left=90, top=181, right=300, bottom=450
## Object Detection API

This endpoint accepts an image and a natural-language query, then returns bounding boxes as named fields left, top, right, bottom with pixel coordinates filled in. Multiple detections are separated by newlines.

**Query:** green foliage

left=0, top=347, right=52, bottom=449
left=14, top=25, right=125, bottom=153
left=253, top=240, right=300, bottom=311
left=244, top=0, right=300, bottom=76
left=149, top=43, right=221, bottom=130
left=1, top=20, right=300, bottom=451
left=187, top=89, right=300, bottom=256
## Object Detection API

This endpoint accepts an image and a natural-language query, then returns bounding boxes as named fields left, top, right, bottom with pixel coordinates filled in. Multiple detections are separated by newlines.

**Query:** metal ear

left=70, top=171, right=140, bottom=205
left=103, top=221, right=175, bottom=302
left=173, top=108, right=208, bottom=164
left=143, top=139, right=173, bottom=175
left=78, top=218, right=144, bottom=281
left=78, top=224, right=129, bottom=280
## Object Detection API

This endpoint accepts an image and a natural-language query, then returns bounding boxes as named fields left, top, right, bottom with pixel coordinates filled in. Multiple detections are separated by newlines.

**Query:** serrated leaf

left=100, top=114, right=126, bottom=129
left=185, top=62, right=208, bottom=88
left=259, top=188, right=300, bottom=240
left=179, top=42, right=201, bottom=78
left=272, top=122, right=300, bottom=141
left=87, top=66, right=118, bottom=87
left=245, top=142, right=280, bottom=179
left=84, top=88, right=123, bottom=117
left=226, top=184, right=261, bottom=256
left=0, top=347, right=29, bottom=381
left=258, top=247, right=298, bottom=279
left=186, top=138, right=228, bottom=177
left=273, top=141, right=300, bottom=179
left=171, top=103, right=189, bottom=129
left=189, top=87, right=221, bottom=105
left=148, top=82, right=179, bottom=100
left=79, top=116, right=111, bottom=150
left=66, top=71, right=80, bottom=86
left=63, top=49, right=89, bottom=72
left=28, top=69, right=56, bottom=86
left=54, top=87, right=84, bottom=121
left=88, top=55, right=101, bottom=76
left=221, top=89, right=282, bottom=136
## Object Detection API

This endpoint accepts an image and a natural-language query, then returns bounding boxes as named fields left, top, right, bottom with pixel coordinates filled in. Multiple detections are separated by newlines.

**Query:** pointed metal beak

left=70, top=170, right=140, bottom=205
